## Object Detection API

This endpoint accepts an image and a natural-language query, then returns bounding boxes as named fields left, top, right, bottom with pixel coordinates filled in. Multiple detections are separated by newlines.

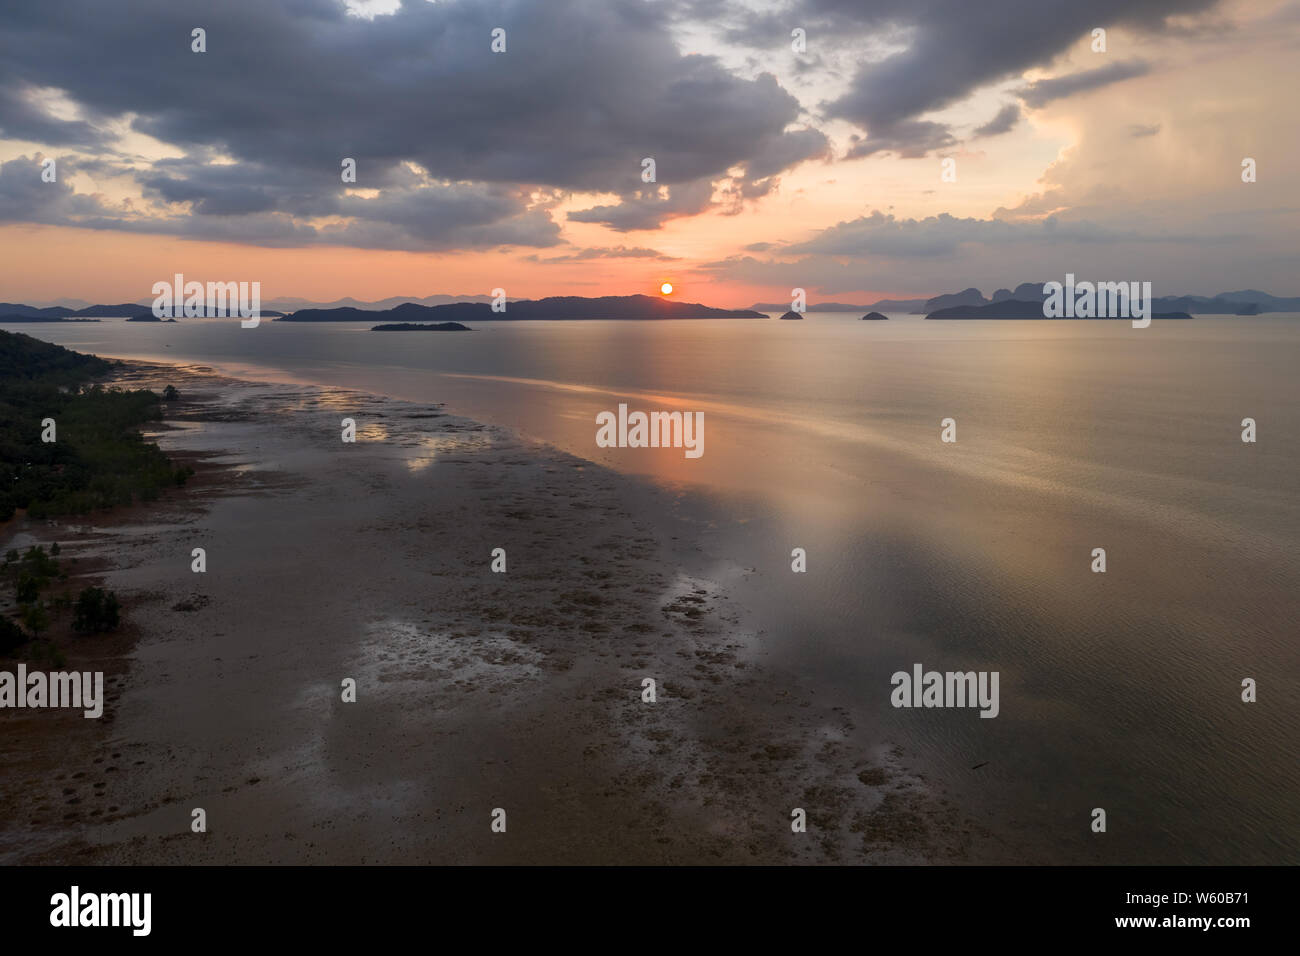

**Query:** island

left=927, top=300, right=1193, bottom=319
left=861, top=312, right=889, bottom=321
left=125, top=315, right=177, bottom=322
left=0, top=315, right=101, bottom=323
left=0, top=302, right=152, bottom=320
left=371, top=322, right=471, bottom=332
left=778, top=311, right=803, bottom=320
left=280, top=294, right=766, bottom=321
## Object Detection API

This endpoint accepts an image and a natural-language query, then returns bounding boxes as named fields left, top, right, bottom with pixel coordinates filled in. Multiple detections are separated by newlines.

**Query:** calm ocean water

left=10, top=312, right=1298, bottom=863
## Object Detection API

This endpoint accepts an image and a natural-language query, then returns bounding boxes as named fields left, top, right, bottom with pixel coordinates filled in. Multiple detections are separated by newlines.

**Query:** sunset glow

left=0, top=0, right=1292, bottom=309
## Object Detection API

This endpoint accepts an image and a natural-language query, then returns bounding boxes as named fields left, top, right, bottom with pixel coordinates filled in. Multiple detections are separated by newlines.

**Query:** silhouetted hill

left=861, top=312, right=889, bottom=320
left=71, top=303, right=154, bottom=317
left=265, top=293, right=495, bottom=312
left=0, top=331, right=190, bottom=521
left=927, top=300, right=1192, bottom=319
left=0, top=329, right=114, bottom=382
left=283, top=294, right=765, bottom=321
left=778, top=311, right=803, bottom=320
left=924, top=287, right=987, bottom=312
left=0, top=315, right=100, bottom=323
left=919, top=284, right=1300, bottom=315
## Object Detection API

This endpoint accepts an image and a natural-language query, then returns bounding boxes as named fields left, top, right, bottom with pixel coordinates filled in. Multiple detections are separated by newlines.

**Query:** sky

left=0, top=0, right=1296, bottom=307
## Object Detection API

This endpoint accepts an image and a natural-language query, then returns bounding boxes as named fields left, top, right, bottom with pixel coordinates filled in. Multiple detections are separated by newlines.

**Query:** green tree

left=0, top=614, right=25, bottom=653
left=73, top=587, right=120, bottom=633
left=21, top=602, right=49, bottom=639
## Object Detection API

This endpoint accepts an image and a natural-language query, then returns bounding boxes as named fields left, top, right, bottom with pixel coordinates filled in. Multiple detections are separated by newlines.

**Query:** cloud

left=844, top=120, right=956, bottom=159
left=742, top=127, right=832, bottom=180
left=0, top=155, right=124, bottom=225
left=1128, top=123, right=1162, bottom=137
left=526, top=245, right=680, bottom=262
left=973, top=103, right=1021, bottom=138
left=0, top=155, right=561, bottom=250
left=567, top=179, right=717, bottom=231
left=815, top=0, right=1215, bottom=146
left=0, top=85, right=111, bottom=149
left=1019, top=60, right=1153, bottom=108
left=0, top=0, right=822, bottom=248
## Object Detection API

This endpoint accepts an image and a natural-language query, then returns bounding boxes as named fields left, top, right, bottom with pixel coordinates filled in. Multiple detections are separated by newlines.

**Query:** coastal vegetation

left=0, top=330, right=192, bottom=521
left=1, top=545, right=121, bottom=654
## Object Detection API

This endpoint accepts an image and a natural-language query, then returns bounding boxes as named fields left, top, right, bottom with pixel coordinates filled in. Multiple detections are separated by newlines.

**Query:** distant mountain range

left=3, top=286, right=1296, bottom=326
left=928, top=300, right=1192, bottom=320
left=752, top=286, right=1300, bottom=315
left=0, top=302, right=284, bottom=321
left=0, top=302, right=154, bottom=319
left=266, top=293, right=496, bottom=312
left=11, top=294, right=497, bottom=313
left=280, top=294, right=765, bottom=321
left=954, top=283, right=1299, bottom=315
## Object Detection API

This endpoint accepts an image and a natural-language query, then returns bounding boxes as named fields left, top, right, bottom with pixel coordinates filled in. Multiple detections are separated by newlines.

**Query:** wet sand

left=0, top=362, right=990, bottom=864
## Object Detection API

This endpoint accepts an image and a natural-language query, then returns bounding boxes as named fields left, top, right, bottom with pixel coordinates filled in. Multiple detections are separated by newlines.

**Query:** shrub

left=16, top=573, right=40, bottom=604
left=21, top=602, right=49, bottom=638
left=73, top=587, right=120, bottom=633
left=0, top=614, right=25, bottom=653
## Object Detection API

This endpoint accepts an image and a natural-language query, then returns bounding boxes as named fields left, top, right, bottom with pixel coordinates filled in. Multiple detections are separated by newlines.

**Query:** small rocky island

left=861, top=311, right=888, bottom=320
left=778, top=311, right=803, bottom=320
left=371, top=322, right=472, bottom=332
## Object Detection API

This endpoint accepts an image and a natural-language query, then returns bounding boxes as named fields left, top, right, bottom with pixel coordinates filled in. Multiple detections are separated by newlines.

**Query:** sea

left=8, top=311, right=1298, bottom=863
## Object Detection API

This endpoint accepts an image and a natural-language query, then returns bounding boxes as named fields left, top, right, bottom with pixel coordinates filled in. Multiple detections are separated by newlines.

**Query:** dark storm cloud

left=1019, top=60, right=1152, bottom=108
left=0, top=0, right=827, bottom=248
left=844, top=119, right=956, bottom=159
left=743, top=126, right=831, bottom=180
left=564, top=123, right=828, bottom=229
left=0, top=156, right=119, bottom=224
left=812, top=0, right=1212, bottom=129
left=566, top=179, right=717, bottom=231
left=0, top=86, right=110, bottom=149
left=973, top=103, right=1021, bottom=138
left=0, top=154, right=560, bottom=250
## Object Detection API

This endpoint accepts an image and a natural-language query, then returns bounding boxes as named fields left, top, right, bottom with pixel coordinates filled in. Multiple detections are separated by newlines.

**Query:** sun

left=660, top=282, right=673, bottom=295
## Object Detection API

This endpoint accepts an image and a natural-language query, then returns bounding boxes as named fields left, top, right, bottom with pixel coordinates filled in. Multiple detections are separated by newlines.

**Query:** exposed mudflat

left=1, top=363, right=988, bottom=864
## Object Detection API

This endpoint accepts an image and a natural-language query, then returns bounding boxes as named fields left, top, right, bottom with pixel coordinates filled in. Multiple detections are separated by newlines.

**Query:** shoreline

left=0, top=358, right=988, bottom=864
